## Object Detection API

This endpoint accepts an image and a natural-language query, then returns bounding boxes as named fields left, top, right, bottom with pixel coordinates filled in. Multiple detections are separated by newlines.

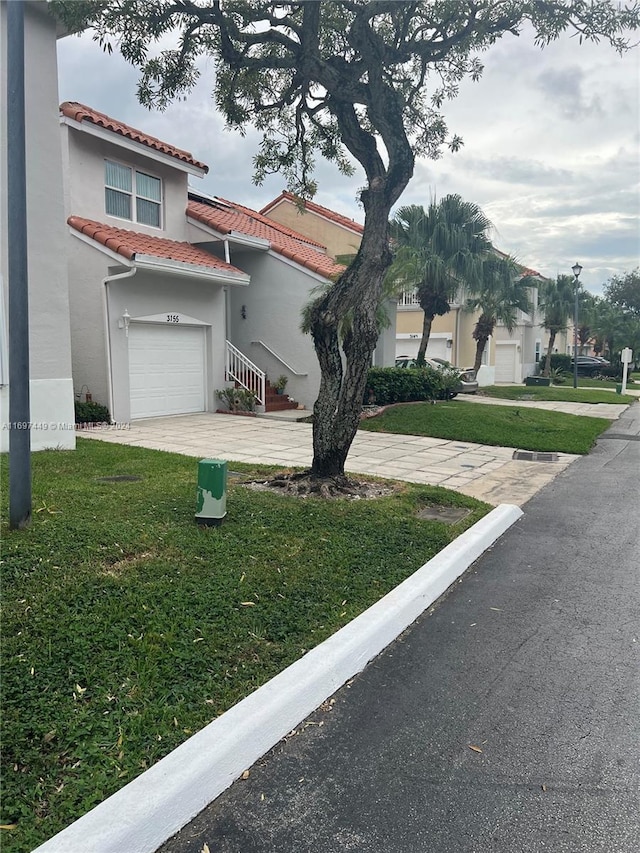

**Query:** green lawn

left=359, top=399, right=611, bottom=454
left=478, top=385, right=636, bottom=404
left=1, top=439, right=488, bottom=853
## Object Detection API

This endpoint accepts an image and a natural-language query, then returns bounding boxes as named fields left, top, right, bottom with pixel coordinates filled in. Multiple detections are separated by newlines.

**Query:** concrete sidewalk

left=78, top=411, right=579, bottom=507
left=77, top=395, right=631, bottom=506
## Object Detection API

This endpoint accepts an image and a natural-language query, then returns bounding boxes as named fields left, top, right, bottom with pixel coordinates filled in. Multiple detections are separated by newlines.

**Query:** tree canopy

left=50, top=0, right=640, bottom=481
left=603, top=269, right=640, bottom=316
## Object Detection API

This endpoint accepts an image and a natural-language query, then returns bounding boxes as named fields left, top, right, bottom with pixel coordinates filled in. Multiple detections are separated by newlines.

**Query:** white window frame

left=104, top=159, right=163, bottom=229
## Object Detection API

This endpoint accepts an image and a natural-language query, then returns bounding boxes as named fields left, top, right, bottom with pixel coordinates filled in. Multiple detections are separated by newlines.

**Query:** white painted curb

left=33, top=504, right=523, bottom=853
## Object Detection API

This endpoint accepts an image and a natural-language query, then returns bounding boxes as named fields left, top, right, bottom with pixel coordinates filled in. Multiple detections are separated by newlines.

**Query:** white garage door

left=396, top=336, right=449, bottom=360
left=129, top=324, right=206, bottom=419
left=495, top=345, right=518, bottom=383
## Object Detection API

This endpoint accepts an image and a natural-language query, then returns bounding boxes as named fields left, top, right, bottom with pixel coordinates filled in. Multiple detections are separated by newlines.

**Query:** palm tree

left=537, top=275, right=575, bottom=376
left=387, top=196, right=494, bottom=363
left=466, top=255, right=532, bottom=377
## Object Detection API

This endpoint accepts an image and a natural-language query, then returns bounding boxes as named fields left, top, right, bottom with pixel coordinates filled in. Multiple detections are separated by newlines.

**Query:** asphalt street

left=158, top=403, right=640, bottom=853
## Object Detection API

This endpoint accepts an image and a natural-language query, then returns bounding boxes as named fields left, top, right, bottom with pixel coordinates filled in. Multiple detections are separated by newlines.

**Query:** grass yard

left=1, top=439, right=488, bottom=853
left=478, top=385, right=636, bottom=405
left=359, top=399, right=611, bottom=454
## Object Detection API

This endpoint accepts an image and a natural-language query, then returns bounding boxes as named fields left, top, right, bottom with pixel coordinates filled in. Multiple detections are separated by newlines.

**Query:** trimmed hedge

left=74, top=401, right=111, bottom=424
left=549, top=353, right=572, bottom=373
left=365, top=366, right=457, bottom=405
left=600, top=365, right=623, bottom=380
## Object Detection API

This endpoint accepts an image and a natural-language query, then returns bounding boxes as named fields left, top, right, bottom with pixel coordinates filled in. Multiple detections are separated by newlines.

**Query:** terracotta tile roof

left=260, top=190, right=364, bottom=235
left=68, top=216, right=244, bottom=275
left=494, top=248, right=543, bottom=279
left=188, top=198, right=345, bottom=279
left=60, top=102, right=208, bottom=173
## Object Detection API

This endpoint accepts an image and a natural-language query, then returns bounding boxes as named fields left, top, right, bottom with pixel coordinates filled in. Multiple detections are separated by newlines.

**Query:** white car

left=394, top=356, right=479, bottom=394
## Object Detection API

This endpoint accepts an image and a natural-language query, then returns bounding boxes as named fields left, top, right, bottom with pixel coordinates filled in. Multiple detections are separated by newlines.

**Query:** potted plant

left=273, top=375, right=288, bottom=395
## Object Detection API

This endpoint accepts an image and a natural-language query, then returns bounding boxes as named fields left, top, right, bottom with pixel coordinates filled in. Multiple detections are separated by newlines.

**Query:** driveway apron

left=158, top=403, right=640, bottom=853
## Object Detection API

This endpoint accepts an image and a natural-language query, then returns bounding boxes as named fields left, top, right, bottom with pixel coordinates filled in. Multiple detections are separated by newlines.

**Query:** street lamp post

left=572, top=262, right=583, bottom=390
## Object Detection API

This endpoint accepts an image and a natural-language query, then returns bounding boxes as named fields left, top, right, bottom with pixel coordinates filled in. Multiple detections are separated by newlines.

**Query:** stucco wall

left=226, top=251, right=324, bottom=410
left=107, top=273, right=228, bottom=423
left=0, top=0, right=75, bottom=451
left=67, top=235, right=230, bottom=423
left=264, top=200, right=362, bottom=261
left=62, top=125, right=192, bottom=239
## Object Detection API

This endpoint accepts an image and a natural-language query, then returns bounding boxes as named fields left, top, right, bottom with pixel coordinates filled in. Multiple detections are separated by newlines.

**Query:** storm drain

left=512, top=451, right=558, bottom=463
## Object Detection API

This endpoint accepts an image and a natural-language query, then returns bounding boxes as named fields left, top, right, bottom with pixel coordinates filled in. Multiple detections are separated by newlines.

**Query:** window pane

left=105, top=161, right=132, bottom=192
left=137, top=198, right=161, bottom=227
left=136, top=171, right=161, bottom=202
left=105, top=188, right=131, bottom=220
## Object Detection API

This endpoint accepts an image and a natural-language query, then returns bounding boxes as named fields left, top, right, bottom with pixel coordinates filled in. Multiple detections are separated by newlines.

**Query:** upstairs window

left=105, top=160, right=162, bottom=228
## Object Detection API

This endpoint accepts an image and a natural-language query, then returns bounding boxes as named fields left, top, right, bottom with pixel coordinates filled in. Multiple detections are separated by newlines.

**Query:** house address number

left=166, top=314, right=181, bottom=323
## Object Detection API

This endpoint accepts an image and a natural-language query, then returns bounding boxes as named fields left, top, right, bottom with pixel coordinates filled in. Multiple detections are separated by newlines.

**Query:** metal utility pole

left=7, top=0, right=32, bottom=529
left=571, top=262, right=582, bottom=391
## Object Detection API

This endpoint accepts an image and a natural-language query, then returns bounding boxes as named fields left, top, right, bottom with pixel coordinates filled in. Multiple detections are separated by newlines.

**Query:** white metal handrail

left=226, top=341, right=265, bottom=405
left=250, top=340, right=308, bottom=376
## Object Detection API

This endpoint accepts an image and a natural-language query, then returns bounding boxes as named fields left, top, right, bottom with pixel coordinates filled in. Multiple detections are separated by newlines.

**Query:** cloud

left=535, top=65, right=604, bottom=121
left=56, top=20, right=640, bottom=296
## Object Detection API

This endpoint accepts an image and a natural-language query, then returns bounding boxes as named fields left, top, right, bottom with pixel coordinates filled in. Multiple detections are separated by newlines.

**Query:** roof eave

left=60, top=116, right=208, bottom=178
left=134, top=254, right=250, bottom=286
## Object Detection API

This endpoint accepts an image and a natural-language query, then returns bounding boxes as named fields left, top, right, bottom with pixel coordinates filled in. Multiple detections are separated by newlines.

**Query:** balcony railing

left=397, top=290, right=420, bottom=307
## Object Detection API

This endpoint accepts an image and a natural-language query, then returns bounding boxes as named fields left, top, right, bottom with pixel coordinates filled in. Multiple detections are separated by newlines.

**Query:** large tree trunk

left=308, top=179, right=401, bottom=478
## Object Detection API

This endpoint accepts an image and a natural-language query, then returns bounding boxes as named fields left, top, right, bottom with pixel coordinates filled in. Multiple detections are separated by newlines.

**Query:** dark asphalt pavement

left=159, top=403, right=640, bottom=853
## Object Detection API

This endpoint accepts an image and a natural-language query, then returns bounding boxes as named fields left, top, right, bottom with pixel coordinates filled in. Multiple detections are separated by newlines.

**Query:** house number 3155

left=166, top=314, right=180, bottom=323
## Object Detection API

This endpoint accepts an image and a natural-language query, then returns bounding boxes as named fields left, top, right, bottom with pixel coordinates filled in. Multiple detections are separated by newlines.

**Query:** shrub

left=549, top=367, right=569, bottom=385
left=365, top=366, right=452, bottom=405
left=74, top=401, right=111, bottom=424
left=216, top=387, right=257, bottom=412
left=549, top=353, right=572, bottom=373
left=600, top=365, right=623, bottom=380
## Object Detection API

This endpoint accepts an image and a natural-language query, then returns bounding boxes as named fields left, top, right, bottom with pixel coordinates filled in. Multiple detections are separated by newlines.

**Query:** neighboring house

left=0, top=0, right=75, bottom=452
left=260, top=190, right=364, bottom=263
left=396, top=264, right=567, bottom=385
left=60, top=102, right=394, bottom=421
left=60, top=101, right=250, bottom=424
left=259, top=190, right=396, bottom=368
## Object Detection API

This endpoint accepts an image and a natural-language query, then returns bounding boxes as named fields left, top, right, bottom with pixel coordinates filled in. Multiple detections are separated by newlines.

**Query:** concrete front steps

left=263, top=379, right=300, bottom=413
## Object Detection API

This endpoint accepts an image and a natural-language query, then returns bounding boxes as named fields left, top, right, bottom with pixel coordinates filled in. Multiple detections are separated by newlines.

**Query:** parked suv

left=571, top=356, right=610, bottom=377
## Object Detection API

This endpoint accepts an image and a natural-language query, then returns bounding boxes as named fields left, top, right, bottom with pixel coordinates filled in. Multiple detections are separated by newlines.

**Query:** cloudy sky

left=56, top=17, right=640, bottom=296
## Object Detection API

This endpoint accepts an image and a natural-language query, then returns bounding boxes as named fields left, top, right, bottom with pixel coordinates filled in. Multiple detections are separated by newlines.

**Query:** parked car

left=394, top=356, right=479, bottom=394
left=570, top=356, right=610, bottom=377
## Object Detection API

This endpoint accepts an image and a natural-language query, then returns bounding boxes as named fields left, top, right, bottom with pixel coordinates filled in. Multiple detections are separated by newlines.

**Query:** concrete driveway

left=77, top=399, right=617, bottom=506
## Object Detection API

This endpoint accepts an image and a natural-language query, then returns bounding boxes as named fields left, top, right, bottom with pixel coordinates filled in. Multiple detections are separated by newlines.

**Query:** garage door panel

left=129, top=324, right=206, bottom=419
left=495, top=346, right=517, bottom=383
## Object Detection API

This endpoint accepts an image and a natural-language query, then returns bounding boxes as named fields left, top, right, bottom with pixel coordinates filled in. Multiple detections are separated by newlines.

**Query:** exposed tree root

left=241, top=470, right=397, bottom=500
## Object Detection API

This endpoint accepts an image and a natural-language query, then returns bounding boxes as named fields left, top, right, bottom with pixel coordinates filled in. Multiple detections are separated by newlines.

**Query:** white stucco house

left=59, top=101, right=395, bottom=422
left=0, top=0, right=75, bottom=451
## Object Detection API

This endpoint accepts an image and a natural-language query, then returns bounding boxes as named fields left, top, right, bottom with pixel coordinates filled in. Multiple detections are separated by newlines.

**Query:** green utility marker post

left=195, top=459, right=227, bottom=525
